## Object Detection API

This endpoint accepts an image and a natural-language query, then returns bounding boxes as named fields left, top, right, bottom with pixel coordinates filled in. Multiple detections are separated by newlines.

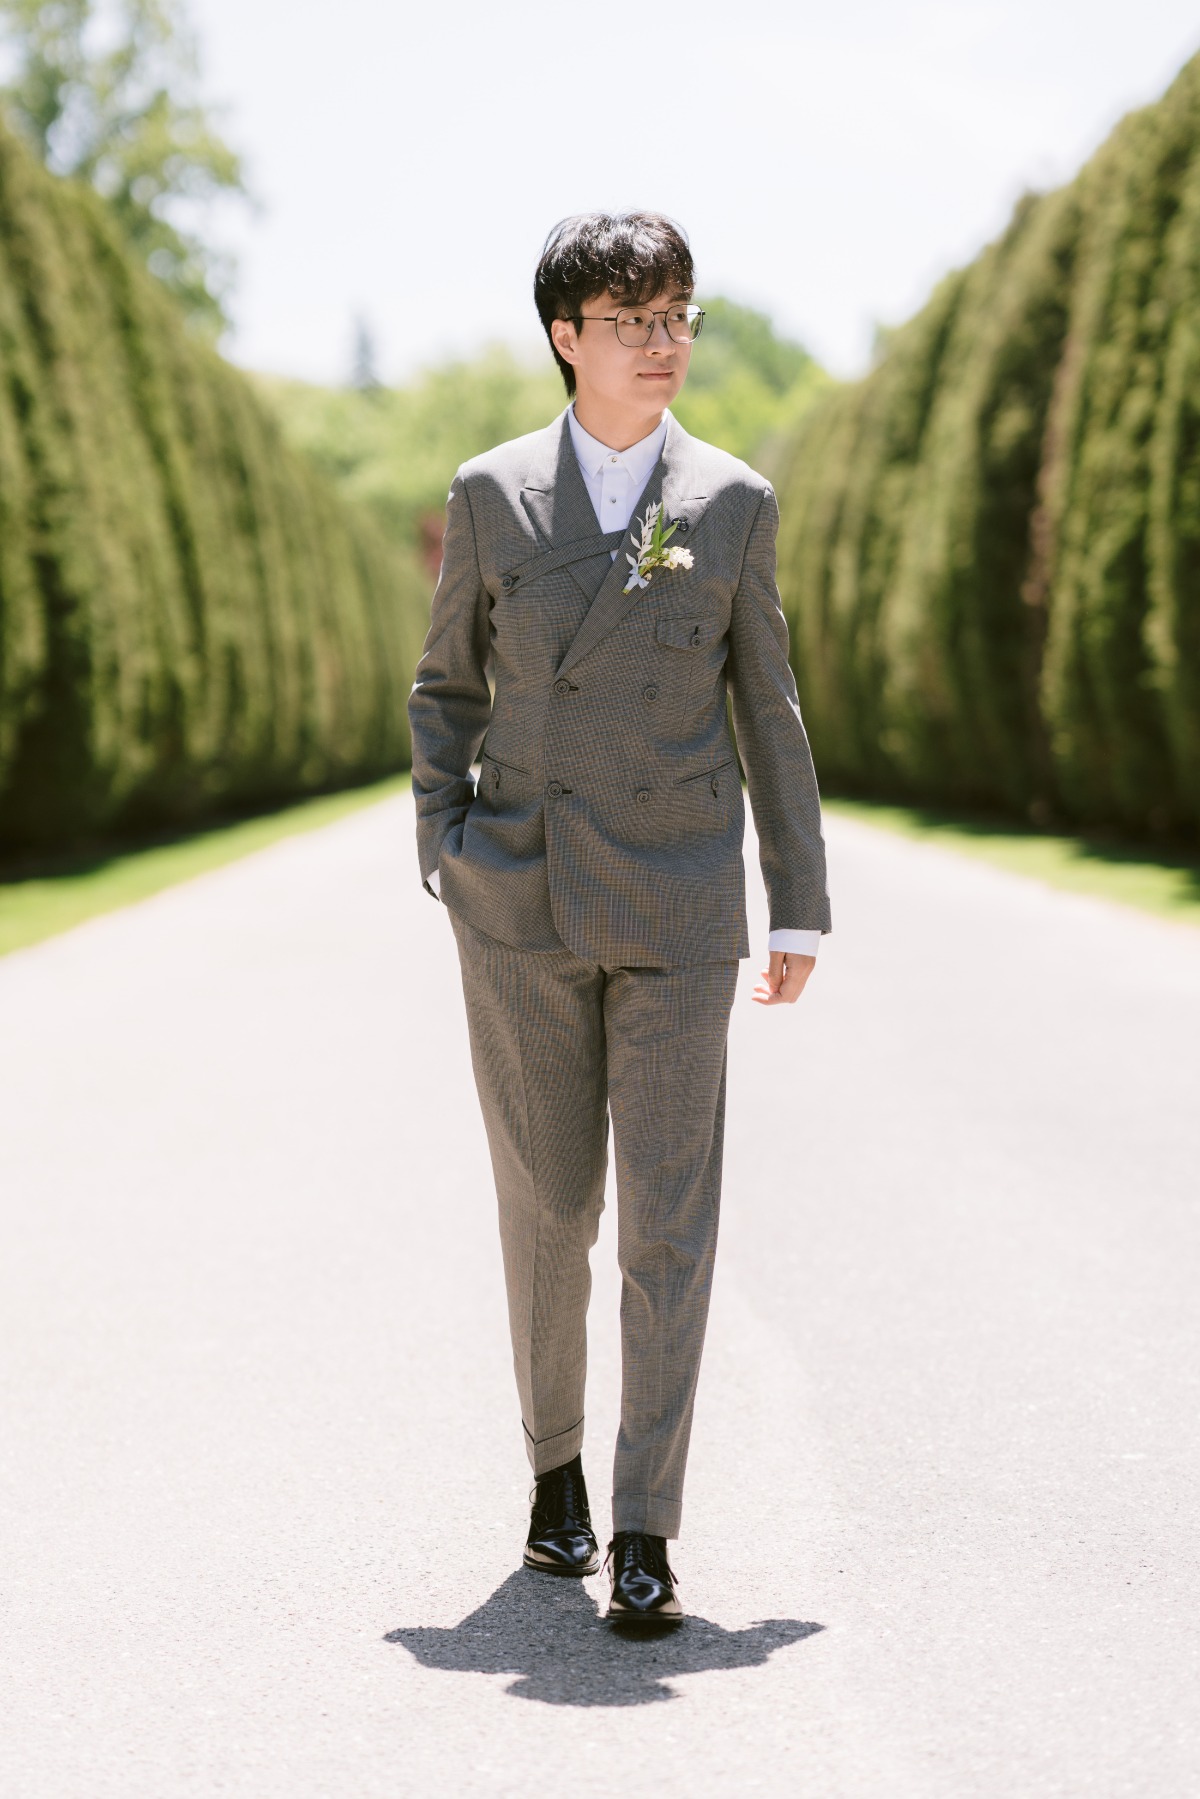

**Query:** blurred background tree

left=774, top=51, right=1200, bottom=842
left=671, top=295, right=829, bottom=464
left=255, top=349, right=565, bottom=574
left=0, top=0, right=245, bottom=334
left=349, top=312, right=382, bottom=396
left=0, top=109, right=424, bottom=853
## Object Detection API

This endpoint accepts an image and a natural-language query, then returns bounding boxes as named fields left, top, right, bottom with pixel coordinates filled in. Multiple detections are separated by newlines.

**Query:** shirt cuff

left=767, top=928, right=821, bottom=956
left=427, top=866, right=442, bottom=898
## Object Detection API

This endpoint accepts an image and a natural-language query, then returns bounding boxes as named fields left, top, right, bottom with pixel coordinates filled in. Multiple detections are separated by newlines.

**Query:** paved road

left=3, top=794, right=1199, bottom=1798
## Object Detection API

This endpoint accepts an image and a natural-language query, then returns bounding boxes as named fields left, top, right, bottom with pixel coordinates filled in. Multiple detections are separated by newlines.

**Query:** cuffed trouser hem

left=524, top=1415, right=585, bottom=1477
left=612, top=1490, right=683, bottom=1539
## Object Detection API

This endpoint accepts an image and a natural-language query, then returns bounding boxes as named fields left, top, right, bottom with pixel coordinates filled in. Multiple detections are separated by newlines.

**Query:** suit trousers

left=449, top=909, right=739, bottom=1539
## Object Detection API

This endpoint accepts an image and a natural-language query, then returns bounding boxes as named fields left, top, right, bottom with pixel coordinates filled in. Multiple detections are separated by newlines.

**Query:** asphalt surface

left=2, top=792, right=1198, bottom=1798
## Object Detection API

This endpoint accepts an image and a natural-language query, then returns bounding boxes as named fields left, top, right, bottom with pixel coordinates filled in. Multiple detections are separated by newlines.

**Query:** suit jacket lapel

left=556, top=411, right=709, bottom=678
left=519, top=410, right=614, bottom=603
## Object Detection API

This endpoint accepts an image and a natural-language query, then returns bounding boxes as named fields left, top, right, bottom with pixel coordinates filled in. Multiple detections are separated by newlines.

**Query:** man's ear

left=550, top=317, right=580, bottom=366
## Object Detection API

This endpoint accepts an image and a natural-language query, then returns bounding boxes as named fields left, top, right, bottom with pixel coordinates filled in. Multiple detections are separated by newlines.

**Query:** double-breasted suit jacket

left=408, top=407, right=830, bottom=967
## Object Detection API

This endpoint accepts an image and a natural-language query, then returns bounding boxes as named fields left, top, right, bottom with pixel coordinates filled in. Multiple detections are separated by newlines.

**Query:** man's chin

left=634, top=377, right=678, bottom=402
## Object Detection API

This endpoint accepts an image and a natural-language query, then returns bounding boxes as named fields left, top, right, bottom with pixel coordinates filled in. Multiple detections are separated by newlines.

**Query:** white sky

left=186, top=0, right=1200, bottom=385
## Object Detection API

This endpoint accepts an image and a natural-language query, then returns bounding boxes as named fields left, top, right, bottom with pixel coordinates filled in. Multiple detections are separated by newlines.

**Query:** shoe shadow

left=385, top=1568, right=824, bottom=1706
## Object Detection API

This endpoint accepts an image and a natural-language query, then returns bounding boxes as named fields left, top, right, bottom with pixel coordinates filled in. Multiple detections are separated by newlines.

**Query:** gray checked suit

left=409, top=406, right=829, bottom=1537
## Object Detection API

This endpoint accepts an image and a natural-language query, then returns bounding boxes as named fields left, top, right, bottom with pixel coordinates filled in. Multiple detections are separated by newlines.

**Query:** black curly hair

left=534, top=211, right=695, bottom=397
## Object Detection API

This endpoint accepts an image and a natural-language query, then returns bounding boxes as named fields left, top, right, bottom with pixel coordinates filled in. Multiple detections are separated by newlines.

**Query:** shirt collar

left=567, top=404, right=668, bottom=484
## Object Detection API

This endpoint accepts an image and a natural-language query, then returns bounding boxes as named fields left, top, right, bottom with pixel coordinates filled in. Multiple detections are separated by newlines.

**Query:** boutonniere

left=623, top=502, right=694, bottom=594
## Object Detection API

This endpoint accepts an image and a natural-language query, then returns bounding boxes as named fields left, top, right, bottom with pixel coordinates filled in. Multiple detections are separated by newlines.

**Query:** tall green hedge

left=0, top=117, right=427, bottom=854
left=776, top=53, right=1200, bottom=838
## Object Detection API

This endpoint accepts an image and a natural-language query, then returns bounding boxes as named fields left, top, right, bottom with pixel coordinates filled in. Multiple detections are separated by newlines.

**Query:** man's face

left=551, top=288, right=694, bottom=414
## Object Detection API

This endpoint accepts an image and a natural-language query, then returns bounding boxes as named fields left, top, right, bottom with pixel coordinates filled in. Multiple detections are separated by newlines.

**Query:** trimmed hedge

left=0, top=117, right=427, bottom=853
left=775, top=53, right=1200, bottom=838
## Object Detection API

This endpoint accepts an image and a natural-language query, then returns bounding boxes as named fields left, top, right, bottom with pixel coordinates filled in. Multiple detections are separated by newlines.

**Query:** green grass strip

left=0, top=775, right=411, bottom=959
left=826, top=797, right=1200, bottom=930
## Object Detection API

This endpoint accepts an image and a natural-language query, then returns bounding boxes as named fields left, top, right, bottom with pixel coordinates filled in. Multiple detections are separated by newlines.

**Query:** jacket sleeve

left=407, top=469, right=493, bottom=894
left=726, top=482, right=832, bottom=936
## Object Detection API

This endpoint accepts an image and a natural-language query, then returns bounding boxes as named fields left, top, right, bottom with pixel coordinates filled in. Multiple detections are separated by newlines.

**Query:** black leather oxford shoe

left=523, top=1452, right=601, bottom=1576
left=605, top=1531, right=683, bottom=1623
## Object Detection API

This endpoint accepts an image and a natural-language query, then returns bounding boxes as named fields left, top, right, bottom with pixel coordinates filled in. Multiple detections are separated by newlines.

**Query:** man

left=408, top=212, right=830, bottom=1625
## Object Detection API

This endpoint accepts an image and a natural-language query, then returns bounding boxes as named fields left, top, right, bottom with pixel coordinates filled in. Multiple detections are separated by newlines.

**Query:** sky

left=184, top=0, right=1200, bottom=387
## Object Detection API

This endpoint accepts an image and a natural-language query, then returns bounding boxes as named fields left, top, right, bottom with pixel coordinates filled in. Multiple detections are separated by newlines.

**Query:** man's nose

left=646, top=316, right=676, bottom=351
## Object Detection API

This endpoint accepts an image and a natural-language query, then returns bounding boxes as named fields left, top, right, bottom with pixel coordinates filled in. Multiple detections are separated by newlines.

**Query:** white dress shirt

left=567, top=405, right=668, bottom=548
left=429, top=404, right=821, bottom=960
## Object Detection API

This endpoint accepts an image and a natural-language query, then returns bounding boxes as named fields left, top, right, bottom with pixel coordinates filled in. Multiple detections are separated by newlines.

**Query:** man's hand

left=752, top=949, right=816, bottom=1006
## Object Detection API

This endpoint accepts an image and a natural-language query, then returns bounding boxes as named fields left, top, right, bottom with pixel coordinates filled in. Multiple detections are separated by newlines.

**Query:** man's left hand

left=752, top=949, right=816, bottom=1006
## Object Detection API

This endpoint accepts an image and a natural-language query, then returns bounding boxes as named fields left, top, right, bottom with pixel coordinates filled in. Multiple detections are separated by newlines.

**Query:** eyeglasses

left=574, top=302, right=705, bottom=347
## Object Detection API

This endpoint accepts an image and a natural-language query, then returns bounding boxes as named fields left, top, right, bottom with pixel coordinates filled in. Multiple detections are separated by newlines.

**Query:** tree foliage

left=775, top=52, right=1200, bottom=839
left=0, top=114, right=426, bottom=853
left=0, top=0, right=244, bottom=333
left=257, top=347, right=566, bottom=560
left=670, top=295, right=828, bottom=465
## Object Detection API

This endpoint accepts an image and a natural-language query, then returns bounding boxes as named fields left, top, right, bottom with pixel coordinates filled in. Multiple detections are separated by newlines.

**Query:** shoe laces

left=603, top=1530, right=675, bottom=1583
left=530, top=1461, right=590, bottom=1530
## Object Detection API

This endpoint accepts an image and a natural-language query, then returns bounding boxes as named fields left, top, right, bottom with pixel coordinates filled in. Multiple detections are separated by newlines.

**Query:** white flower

left=622, top=503, right=695, bottom=594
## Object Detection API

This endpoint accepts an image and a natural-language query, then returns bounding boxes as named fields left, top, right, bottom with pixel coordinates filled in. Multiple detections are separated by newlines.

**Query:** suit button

left=501, top=575, right=515, bottom=590
left=690, top=626, right=702, bottom=648
left=491, top=766, right=501, bottom=786
left=643, top=685, right=658, bottom=702
left=547, top=781, right=563, bottom=798
left=636, top=789, right=651, bottom=804
left=553, top=679, right=571, bottom=695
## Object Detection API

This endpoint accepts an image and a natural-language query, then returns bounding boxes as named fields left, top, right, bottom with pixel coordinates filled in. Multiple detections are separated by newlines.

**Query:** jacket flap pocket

left=478, top=749, right=530, bottom=792
left=480, top=749, right=529, bottom=774
left=655, top=615, right=722, bottom=651
left=676, top=757, right=736, bottom=788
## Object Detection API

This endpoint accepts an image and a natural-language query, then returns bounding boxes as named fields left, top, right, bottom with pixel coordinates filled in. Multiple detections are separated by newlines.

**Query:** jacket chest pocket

left=654, top=614, right=726, bottom=729
left=655, top=615, right=722, bottom=652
